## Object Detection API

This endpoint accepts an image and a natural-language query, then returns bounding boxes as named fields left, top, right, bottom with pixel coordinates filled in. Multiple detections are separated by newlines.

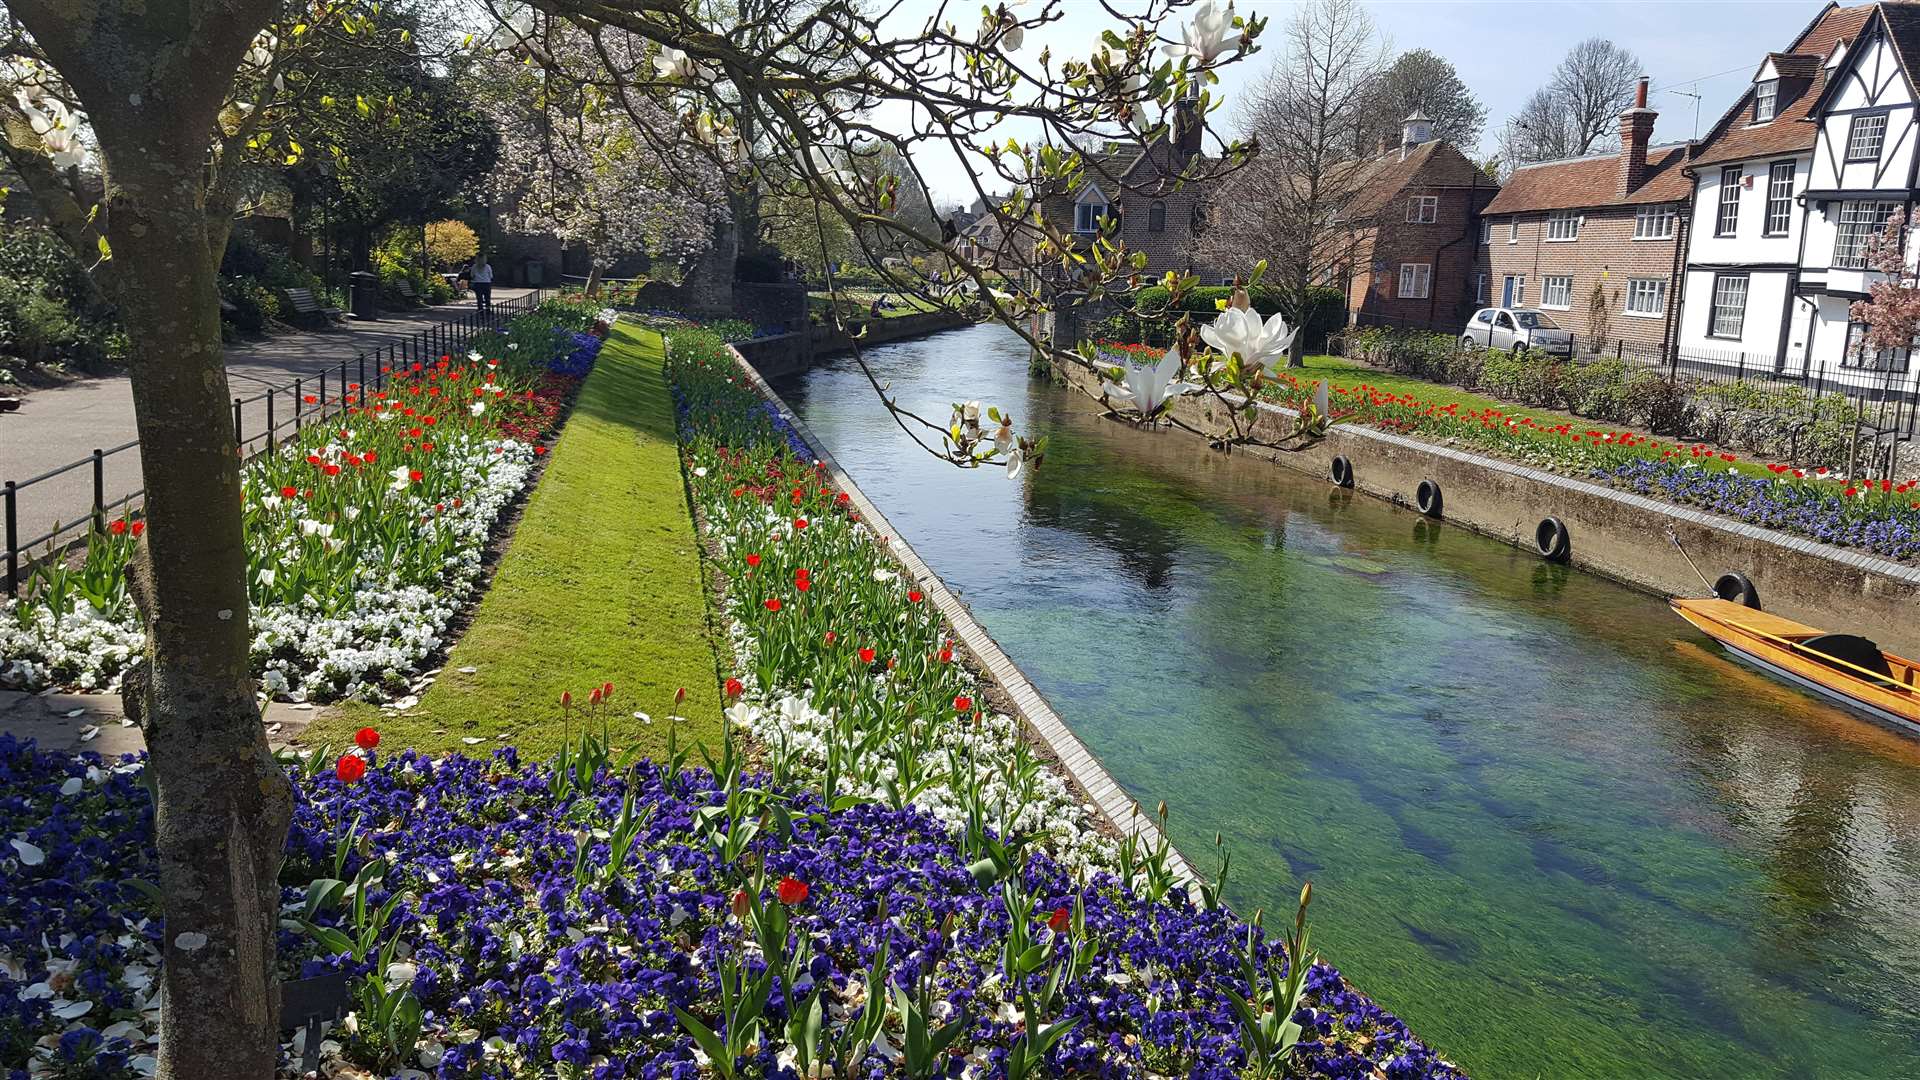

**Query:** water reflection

left=772, top=323, right=1920, bottom=1079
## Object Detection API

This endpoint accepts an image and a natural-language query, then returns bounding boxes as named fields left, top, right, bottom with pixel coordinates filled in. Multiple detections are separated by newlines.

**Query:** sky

left=888, top=0, right=1840, bottom=206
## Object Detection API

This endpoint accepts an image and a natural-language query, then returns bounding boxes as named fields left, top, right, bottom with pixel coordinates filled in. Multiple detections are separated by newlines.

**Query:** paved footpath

left=0, top=688, right=316, bottom=755
left=1, top=289, right=534, bottom=557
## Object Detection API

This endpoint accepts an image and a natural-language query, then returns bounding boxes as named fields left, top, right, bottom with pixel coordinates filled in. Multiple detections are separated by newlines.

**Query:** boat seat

left=1799, top=634, right=1894, bottom=681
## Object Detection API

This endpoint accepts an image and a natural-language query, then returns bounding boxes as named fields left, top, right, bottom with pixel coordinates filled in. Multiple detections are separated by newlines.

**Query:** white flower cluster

left=697, top=500, right=1118, bottom=877
left=0, top=435, right=534, bottom=703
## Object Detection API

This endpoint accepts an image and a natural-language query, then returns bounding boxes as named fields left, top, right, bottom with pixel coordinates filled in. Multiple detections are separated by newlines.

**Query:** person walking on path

left=468, top=254, right=494, bottom=318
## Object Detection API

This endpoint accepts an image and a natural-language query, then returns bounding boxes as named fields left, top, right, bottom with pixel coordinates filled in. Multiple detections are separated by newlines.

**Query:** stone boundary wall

left=1052, top=357, right=1920, bottom=657
left=733, top=311, right=972, bottom=380
left=724, top=343, right=1196, bottom=881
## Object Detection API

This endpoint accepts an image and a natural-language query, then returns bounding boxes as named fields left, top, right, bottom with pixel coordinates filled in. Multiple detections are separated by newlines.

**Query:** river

left=769, top=322, right=1920, bottom=1079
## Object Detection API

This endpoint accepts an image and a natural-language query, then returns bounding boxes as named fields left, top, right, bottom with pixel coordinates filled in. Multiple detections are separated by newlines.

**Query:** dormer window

left=1073, top=186, right=1112, bottom=233
left=1754, top=79, right=1778, bottom=122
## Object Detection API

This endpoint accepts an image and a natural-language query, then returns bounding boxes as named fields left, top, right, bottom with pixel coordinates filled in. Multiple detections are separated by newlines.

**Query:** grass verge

left=305, top=323, right=724, bottom=759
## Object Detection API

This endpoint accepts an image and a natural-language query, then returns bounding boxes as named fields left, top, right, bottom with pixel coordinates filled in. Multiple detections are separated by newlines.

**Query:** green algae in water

left=772, top=324, right=1920, bottom=1080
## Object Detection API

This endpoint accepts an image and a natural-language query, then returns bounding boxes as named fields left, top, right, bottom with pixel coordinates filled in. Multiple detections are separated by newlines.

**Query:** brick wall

left=1347, top=182, right=1497, bottom=331
left=1477, top=206, right=1682, bottom=351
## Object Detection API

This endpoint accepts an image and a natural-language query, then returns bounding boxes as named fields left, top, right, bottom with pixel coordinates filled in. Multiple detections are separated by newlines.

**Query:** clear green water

left=770, top=324, right=1920, bottom=1079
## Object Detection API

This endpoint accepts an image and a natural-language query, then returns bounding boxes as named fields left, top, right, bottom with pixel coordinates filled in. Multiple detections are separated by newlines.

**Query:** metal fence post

left=4, top=480, right=16, bottom=598
left=266, top=388, right=276, bottom=448
left=233, top=397, right=243, bottom=446
left=91, top=449, right=105, bottom=533
left=294, top=378, right=303, bottom=432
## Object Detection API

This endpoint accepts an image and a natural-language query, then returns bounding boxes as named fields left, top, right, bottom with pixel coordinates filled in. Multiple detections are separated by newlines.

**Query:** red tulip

left=724, top=677, right=744, bottom=698
left=1047, top=906, right=1071, bottom=933
left=353, top=727, right=380, bottom=750
left=859, top=647, right=876, bottom=664
left=793, top=517, right=809, bottom=530
left=280, top=486, right=298, bottom=498
left=108, top=519, right=128, bottom=536
left=954, top=695, right=973, bottom=712
left=602, top=682, right=614, bottom=700
left=908, top=590, right=924, bottom=603
left=746, top=553, right=762, bottom=568
left=561, top=690, right=572, bottom=708
left=824, top=631, right=837, bottom=645
left=796, top=579, right=811, bottom=592
left=131, top=522, right=145, bottom=537
left=675, top=686, right=687, bottom=705
left=765, top=597, right=782, bottom=612
left=335, top=755, right=366, bottom=784
left=776, top=876, right=809, bottom=905
left=731, top=889, right=750, bottom=919
left=938, top=647, right=953, bottom=664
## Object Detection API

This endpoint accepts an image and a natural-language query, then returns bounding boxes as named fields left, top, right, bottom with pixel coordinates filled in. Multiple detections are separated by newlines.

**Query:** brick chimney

left=1618, top=75, right=1655, bottom=196
left=1172, top=94, right=1203, bottom=164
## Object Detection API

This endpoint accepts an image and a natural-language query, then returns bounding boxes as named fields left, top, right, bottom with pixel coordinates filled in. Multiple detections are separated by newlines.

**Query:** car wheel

left=1459, top=335, right=1479, bottom=352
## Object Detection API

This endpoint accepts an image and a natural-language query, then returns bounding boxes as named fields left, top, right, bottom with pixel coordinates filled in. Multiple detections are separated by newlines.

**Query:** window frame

left=1844, top=320, right=1912, bottom=372
left=1473, top=271, right=1489, bottom=304
left=1845, top=112, right=1888, bottom=162
left=1833, top=200, right=1898, bottom=269
left=1397, top=262, right=1433, bottom=299
left=1716, top=166, right=1742, bottom=236
left=1073, top=198, right=1111, bottom=234
left=1707, top=273, right=1748, bottom=338
left=1623, top=277, right=1668, bottom=318
left=1763, top=161, right=1796, bottom=237
left=1545, top=209, right=1581, bottom=242
left=1540, top=275, right=1573, bottom=310
left=1479, top=219, right=1491, bottom=244
left=1147, top=200, right=1167, bottom=233
left=1753, top=79, right=1779, bottom=123
left=1633, top=203, right=1676, bottom=240
left=1508, top=219, right=1519, bottom=244
left=1407, top=195, right=1439, bottom=224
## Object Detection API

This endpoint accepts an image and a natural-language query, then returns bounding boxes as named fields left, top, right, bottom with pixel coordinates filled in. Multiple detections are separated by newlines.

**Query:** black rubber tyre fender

left=1713, top=571, right=1762, bottom=609
left=1329, top=454, right=1354, bottom=488
left=1534, top=516, right=1571, bottom=563
left=1416, top=479, right=1442, bottom=518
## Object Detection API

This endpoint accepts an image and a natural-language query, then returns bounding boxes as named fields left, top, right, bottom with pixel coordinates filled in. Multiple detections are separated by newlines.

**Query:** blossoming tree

left=0, top=1, right=1264, bottom=1075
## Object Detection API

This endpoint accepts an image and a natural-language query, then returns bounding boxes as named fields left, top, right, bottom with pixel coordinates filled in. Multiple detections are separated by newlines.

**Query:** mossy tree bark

left=6, top=3, right=292, bottom=1077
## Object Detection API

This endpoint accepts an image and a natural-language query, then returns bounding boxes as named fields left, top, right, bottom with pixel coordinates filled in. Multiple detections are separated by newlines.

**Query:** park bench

left=391, top=278, right=422, bottom=305
left=281, top=287, right=342, bottom=328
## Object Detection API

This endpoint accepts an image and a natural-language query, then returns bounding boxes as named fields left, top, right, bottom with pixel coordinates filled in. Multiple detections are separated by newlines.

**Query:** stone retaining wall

left=734, top=310, right=972, bottom=379
left=1052, top=356, right=1920, bottom=657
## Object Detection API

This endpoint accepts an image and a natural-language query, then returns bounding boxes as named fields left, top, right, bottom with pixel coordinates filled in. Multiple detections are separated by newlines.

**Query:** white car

left=1461, top=307, right=1574, bottom=356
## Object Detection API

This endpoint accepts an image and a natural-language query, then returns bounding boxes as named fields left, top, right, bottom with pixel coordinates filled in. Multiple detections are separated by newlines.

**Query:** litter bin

left=521, top=259, right=543, bottom=287
left=349, top=271, right=381, bottom=321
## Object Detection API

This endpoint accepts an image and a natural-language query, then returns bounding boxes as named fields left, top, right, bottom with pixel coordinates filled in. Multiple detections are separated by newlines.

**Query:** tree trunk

left=585, top=262, right=603, bottom=297
left=111, top=154, right=293, bottom=1080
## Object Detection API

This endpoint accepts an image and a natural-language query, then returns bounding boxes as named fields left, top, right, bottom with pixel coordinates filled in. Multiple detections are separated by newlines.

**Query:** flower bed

left=0, top=730, right=1461, bottom=1080
left=659, top=322, right=1465, bottom=1078
left=1260, top=370, right=1920, bottom=561
left=0, top=309, right=607, bottom=701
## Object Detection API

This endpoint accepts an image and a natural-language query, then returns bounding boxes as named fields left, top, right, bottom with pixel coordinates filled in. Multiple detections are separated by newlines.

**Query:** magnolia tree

left=472, top=21, right=729, bottom=293
left=1846, top=208, right=1919, bottom=476
left=483, top=0, right=1278, bottom=465
left=0, top=0, right=1271, bottom=1074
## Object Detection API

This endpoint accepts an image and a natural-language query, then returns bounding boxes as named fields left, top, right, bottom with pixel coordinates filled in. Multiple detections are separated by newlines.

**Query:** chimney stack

left=1618, top=75, right=1655, bottom=196
left=1172, top=94, right=1204, bottom=165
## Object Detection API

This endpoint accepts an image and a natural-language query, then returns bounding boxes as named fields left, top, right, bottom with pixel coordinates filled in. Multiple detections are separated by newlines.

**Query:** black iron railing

left=3, top=289, right=546, bottom=597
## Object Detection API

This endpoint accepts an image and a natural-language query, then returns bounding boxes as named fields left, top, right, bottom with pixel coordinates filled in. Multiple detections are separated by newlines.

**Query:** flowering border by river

left=0, top=301, right=609, bottom=701
left=660, top=319, right=1468, bottom=1078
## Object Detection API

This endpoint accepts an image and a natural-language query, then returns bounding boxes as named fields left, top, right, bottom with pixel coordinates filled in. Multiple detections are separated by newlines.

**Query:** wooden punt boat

left=1671, top=597, right=1920, bottom=736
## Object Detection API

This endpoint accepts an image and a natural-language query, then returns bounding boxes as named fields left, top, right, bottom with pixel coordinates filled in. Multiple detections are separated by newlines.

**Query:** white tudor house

left=1677, top=1, right=1920, bottom=398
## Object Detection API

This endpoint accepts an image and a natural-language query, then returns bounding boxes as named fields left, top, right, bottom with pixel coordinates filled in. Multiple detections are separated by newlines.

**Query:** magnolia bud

left=1231, top=287, right=1251, bottom=311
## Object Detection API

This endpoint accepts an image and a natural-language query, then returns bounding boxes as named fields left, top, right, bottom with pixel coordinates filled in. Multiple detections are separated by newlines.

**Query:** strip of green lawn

left=305, top=323, right=724, bottom=759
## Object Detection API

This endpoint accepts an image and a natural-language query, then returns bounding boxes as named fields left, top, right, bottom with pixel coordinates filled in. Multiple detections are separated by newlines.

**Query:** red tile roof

left=1482, top=143, right=1690, bottom=214
left=1690, top=3, right=1874, bottom=167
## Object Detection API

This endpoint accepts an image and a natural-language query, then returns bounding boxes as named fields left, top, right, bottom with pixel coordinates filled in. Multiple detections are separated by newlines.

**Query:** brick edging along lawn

left=303, top=324, right=725, bottom=758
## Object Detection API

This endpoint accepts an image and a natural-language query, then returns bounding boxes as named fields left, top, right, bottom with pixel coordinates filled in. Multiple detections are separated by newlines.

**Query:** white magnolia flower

left=1199, top=305, right=1296, bottom=371
left=1164, top=0, right=1238, bottom=64
left=1004, top=445, right=1025, bottom=479
left=653, top=47, right=715, bottom=83
left=1102, top=345, right=1184, bottom=418
left=244, top=32, right=276, bottom=70
left=980, top=13, right=1024, bottom=52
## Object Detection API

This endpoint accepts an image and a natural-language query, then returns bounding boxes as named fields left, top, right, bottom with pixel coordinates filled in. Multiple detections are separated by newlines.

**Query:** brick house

left=1035, top=100, right=1222, bottom=283
left=1477, top=78, right=1692, bottom=354
left=1334, top=112, right=1500, bottom=331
